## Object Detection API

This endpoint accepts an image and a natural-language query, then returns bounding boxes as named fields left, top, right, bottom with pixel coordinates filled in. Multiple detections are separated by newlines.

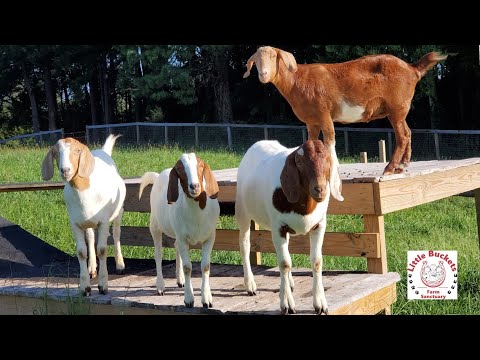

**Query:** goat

left=235, top=139, right=338, bottom=315
left=243, top=46, right=448, bottom=181
left=138, top=153, right=220, bottom=308
left=41, top=135, right=126, bottom=296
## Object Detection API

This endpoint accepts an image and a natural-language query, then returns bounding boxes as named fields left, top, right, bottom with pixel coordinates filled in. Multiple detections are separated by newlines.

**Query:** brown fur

left=245, top=46, right=447, bottom=175
left=41, top=137, right=94, bottom=191
left=167, top=156, right=219, bottom=209
left=274, top=140, right=331, bottom=215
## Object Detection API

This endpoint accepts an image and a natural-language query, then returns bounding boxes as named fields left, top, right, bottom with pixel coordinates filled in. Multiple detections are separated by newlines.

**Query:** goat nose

left=314, top=185, right=322, bottom=193
left=61, top=167, right=70, bottom=174
left=189, top=183, right=200, bottom=190
left=260, top=71, right=267, bottom=77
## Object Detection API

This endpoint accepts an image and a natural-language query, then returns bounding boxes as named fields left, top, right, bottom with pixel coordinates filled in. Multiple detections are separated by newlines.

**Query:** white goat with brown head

left=41, top=135, right=126, bottom=296
left=139, top=153, right=220, bottom=308
left=235, top=139, right=337, bottom=315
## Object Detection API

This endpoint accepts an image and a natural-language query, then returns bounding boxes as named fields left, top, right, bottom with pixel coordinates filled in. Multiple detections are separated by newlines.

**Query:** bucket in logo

left=407, top=250, right=457, bottom=300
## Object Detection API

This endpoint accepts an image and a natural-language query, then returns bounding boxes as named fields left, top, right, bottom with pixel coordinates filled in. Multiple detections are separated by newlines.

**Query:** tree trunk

left=43, top=61, right=57, bottom=130
left=213, top=51, right=233, bottom=123
left=99, top=53, right=111, bottom=124
left=21, top=63, right=40, bottom=133
left=135, top=97, right=144, bottom=122
left=108, top=52, right=117, bottom=122
left=127, top=93, right=133, bottom=122
left=89, top=67, right=99, bottom=126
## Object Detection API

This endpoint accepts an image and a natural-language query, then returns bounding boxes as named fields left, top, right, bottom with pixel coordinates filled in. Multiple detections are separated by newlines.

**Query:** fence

left=0, top=129, right=64, bottom=146
left=85, top=122, right=480, bottom=161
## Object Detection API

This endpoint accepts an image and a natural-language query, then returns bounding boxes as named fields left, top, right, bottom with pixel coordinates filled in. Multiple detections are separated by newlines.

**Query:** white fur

left=334, top=100, right=365, bottom=124
left=235, top=140, right=333, bottom=314
left=61, top=135, right=126, bottom=295
left=138, top=156, right=220, bottom=308
left=327, top=143, right=344, bottom=202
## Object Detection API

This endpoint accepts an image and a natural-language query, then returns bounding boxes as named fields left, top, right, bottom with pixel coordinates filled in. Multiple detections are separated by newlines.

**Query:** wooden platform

left=0, top=263, right=399, bottom=315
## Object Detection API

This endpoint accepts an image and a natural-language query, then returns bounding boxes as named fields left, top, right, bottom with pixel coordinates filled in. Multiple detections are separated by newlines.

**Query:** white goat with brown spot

left=41, top=135, right=126, bottom=296
left=139, top=153, right=220, bottom=308
left=235, top=139, right=339, bottom=315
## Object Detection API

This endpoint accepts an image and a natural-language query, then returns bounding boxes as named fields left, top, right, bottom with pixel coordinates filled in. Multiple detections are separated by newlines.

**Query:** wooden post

left=302, top=128, right=306, bottom=142
left=360, top=152, right=368, bottom=163
left=195, top=124, right=199, bottom=147
left=434, top=132, right=440, bottom=160
left=136, top=124, right=140, bottom=146
left=250, top=221, right=262, bottom=265
left=387, top=132, right=393, bottom=158
left=364, top=215, right=387, bottom=274
left=378, top=140, right=386, bottom=162
left=344, top=129, right=349, bottom=155
left=227, top=125, right=232, bottom=150
left=85, top=129, right=90, bottom=145
left=474, top=188, right=480, bottom=250
left=164, top=125, right=168, bottom=145
left=264, top=126, right=268, bottom=140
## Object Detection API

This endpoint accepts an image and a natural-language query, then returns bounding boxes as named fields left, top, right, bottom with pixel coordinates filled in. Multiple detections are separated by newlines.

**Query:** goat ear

left=329, top=154, right=344, bottom=202
left=41, top=147, right=55, bottom=181
left=78, top=144, right=95, bottom=178
left=278, top=49, right=298, bottom=73
left=280, top=152, right=301, bottom=203
left=243, top=53, right=256, bottom=78
left=167, top=167, right=180, bottom=204
left=203, top=163, right=219, bottom=199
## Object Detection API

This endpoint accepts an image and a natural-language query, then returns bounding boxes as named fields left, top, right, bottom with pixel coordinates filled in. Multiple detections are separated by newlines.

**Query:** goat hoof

left=203, top=302, right=213, bottom=308
left=288, top=307, right=296, bottom=314
left=247, top=291, right=256, bottom=296
left=89, top=271, right=97, bottom=279
left=314, top=306, right=329, bottom=315
left=281, top=307, right=289, bottom=315
left=177, top=282, right=185, bottom=288
left=116, top=269, right=125, bottom=275
left=157, top=289, right=165, bottom=296
left=184, top=301, right=194, bottom=308
left=98, top=286, right=108, bottom=295
left=83, top=287, right=92, bottom=297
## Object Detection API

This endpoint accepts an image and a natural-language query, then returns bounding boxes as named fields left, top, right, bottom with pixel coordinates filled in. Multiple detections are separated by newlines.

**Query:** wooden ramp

left=0, top=262, right=399, bottom=315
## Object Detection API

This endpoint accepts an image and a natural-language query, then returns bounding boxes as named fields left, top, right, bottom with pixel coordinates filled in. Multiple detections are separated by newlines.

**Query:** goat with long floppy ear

left=202, top=162, right=219, bottom=199
left=77, top=147, right=95, bottom=178
left=280, top=151, right=301, bottom=203
left=276, top=48, right=298, bottom=73
left=167, top=167, right=180, bottom=204
left=41, top=147, right=55, bottom=181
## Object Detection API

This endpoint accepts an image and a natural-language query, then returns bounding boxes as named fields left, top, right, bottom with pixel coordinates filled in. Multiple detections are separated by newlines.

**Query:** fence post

left=164, top=125, right=168, bottom=145
left=344, top=129, right=349, bottom=156
left=195, top=124, right=199, bottom=147
left=136, top=124, right=140, bottom=145
left=85, top=128, right=90, bottom=145
left=434, top=131, right=440, bottom=160
left=250, top=221, right=262, bottom=265
left=264, top=126, right=268, bottom=140
left=378, top=140, right=386, bottom=162
left=302, top=128, right=306, bottom=142
left=227, top=125, right=232, bottom=150
left=387, top=132, right=393, bottom=158
left=360, top=152, right=368, bottom=163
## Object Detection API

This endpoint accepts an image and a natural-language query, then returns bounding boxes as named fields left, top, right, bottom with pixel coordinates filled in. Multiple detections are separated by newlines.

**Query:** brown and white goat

left=138, top=153, right=220, bottom=308
left=235, top=139, right=338, bottom=314
left=41, top=135, right=126, bottom=296
left=243, top=46, right=448, bottom=181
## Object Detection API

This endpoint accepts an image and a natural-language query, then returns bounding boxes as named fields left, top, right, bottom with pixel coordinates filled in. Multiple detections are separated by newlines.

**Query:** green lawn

left=0, top=144, right=479, bottom=314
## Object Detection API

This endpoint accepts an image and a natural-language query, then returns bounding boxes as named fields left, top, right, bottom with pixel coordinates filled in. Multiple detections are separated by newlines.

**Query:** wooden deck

left=0, top=263, right=399, bottom=315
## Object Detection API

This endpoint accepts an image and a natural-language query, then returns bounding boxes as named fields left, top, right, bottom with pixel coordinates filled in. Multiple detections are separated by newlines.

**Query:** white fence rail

left=85, top=122, right=480, bottom=161
left=0, top=129, right=64, bottom=146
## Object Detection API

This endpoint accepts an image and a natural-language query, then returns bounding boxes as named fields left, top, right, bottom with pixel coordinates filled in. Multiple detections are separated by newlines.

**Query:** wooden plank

left=364, top=215, right=387, bottom=274
left=474, top=188, right=480, bottom=249
left=327, top=183, right=375, bottom=215
left=378, top=163, right=480, bottom=214
left=0, top=181, right=64, bottom=192
left=109, top=227, right=380, bottom=258
left=249, top=221, right=262, bottom=265
left=331, top=283, right=396, bottom=315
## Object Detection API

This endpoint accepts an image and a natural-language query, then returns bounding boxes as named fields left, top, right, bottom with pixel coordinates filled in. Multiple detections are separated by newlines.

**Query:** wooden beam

left=109, top=227, right=380, bottom=258
left=364, top=215, right=387, bottom=274
left=331, top=283, right=396, bottom=315
left=378, top=163, right=480, bottom=214
left=0, top=181, right=64, bottom=192
left=250, top=221, right=262, bottom=265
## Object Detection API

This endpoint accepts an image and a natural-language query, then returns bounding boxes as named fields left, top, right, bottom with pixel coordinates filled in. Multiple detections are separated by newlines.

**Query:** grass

left=0, top=144, right=479, bottom=315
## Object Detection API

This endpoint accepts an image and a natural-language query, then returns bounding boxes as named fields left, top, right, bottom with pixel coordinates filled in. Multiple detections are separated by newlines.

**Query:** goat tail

left=412, top=51, right=448, bottom=78
left=139, top=172, right=159, bottom=200
left=102, top=134, right=122, bottom=156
